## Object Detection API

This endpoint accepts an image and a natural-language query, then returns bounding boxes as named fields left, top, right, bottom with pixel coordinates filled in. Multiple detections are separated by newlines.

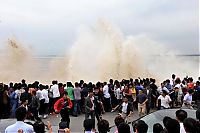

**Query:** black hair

left=135, top=120, right=148, bottom=133
left=183, top=118, right=197, bottom=133
left=188, top=89, right=194, bottom=94
left=75, top=82, right=79, bottom=87
left=153, top=123, right=163, bottom=133
left=63, top=91, right=68, bottom=96
left=165, top=119, right=180, bottom=133
left=83, top=119, right=95, bottom=131
left=52, top=80, right=57, bottom=85
left=163, top=116, right=172, bottom=128
left=33, top=121, right=45, bottom=133
left=176, top=109, right=187, bottom=122
left=118, top=122, right=130, bottom=133
left=114, top=116, right=125, bottom=128
left=97, top=119, right=109, bottom=133
left=16, top=107, right=27, bottom=121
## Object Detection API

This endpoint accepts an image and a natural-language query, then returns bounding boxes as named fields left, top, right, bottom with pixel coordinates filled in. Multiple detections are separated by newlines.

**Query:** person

left=36, top=85, right=45, bottom=118
left=136, top=90, right=148, bottom=117
left=182, top=89, right=194, bottom=109
left=176, top=109, right=187, bottom=133
left=50, top=80, right=60, bottom=113
left=33, top=120, right=52, bottom=133
left=65, top=82, right=74, bottom=114
left=165, top=118, right=180, bottom=133
left=73, top=82, right=82, bottom=116
left=119, top=97, right=133, bottom=121
left=114, top=115, right=125, bottom=133
left=9, top=87, right=18, bottom=118
left=94, top=87, right=103, bottom=122
left=103, top=82, right=111, bottom=112
left=153, top=123, right=163, bottom=133
left=83, top=119, right=96, bottom=133
left=118, top=122, right=130, bottom=133
left=42, top=85, right=49, bottom=118
left=85, top=89, right=95, bottom=120
left=5, top=107, right=34, bottom=133
left=157, top=90, right=171, bottom=109
left=29, top=90, right=40, bottom=121
left=133, top=120, right=148, bottom=133
left=183, top=118, right=198, bottom=133
left=97, top=119, right=109, bottom=133
left=54, top=91, right=73, bottom=128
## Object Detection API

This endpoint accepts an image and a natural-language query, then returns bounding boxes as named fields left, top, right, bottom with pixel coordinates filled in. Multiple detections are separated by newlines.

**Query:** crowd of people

left=1, top=74, right=200, bottom=133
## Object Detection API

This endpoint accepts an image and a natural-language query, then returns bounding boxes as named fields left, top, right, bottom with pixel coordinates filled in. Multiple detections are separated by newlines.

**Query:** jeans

left=73, top=100, right=81, bottom=115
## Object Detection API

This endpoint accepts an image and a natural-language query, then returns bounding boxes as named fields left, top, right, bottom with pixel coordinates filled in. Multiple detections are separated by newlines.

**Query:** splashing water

left=0, top=21, right=198, bottom=83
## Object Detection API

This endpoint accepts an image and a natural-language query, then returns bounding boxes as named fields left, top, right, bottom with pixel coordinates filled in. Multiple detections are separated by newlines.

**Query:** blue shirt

left=5, top=121, right=34, bottom=133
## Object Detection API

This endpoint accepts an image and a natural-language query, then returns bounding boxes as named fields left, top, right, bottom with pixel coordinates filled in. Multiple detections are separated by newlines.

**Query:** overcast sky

left=0, top=0, right=198, bottom=56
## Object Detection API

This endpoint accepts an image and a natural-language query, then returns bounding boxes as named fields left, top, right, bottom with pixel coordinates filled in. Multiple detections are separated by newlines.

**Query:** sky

left=0, top=0, right=199, bottom=56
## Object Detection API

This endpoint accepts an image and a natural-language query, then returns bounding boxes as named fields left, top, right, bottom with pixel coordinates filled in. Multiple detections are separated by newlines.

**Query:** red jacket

left=54, top=97, right=72, bottom=113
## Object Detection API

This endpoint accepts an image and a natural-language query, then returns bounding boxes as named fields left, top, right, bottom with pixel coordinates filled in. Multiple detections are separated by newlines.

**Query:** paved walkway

left=0, top=111, right=140, bottom=133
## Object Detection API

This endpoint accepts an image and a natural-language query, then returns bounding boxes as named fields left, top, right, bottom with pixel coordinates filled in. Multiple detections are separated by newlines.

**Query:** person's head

left=114, top=115, right=125, bottom=128
left=153, top=123, right=163, bottom=133
left=163, top=116, right=172, bottom=128
left=123, top=97, right=128, bottom=103
left=109, top=79, right=113, bottom=84
left=196, top=108, right=200, bottom=121
left=32, top=90, right=36, bottom=96
left=94, top=87, right=99, bottom=94
left=83, top=119, right=95, bottom=131
left=172, top=74, right=176, bottom=79
left=161, top=90, right=167, bottom=96
left=97, top=119, right=109, bottom=133
left=139, top=90, right=143, bottom=94
left=75, top=82, right=79, bottom=87
left=183, top=118, right=197, bottom=133
left=188, top=89, right=194, bottom=95
left=176, top=109, right=188, bottom=122
left=21, top=79, right=26, bottom=84
left=52, top=80, right=58, bottom=85
left=88, top=89, right=94, bottom=98
left=15, top=107, right=27, bottom=121
left=165, top=119, right=180, bottom=133
left=33, top=121, right=45, bottom=133
left=21, top=99, right=28, bottom=106
left=134, top=120, right=148, bottom=133
left=63, top=91, right=68, bottom=99
left=118, top=122, right=130, bottom=133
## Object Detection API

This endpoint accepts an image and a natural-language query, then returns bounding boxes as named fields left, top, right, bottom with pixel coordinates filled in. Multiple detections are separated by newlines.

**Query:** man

left=176, top=110, right=187, bottom=133
left=85, top=89, right=95, bottom=120
left=73, top=82, right=82, bottom=116
left=119, top=97, right=133, bottom=121
left=83, top=119, right=95, bottom=133
left=54, top=91, right=72, bottom=128
left=50, top=80, right=60, bottom=113
left=136, top=90, right=148, bottom=117
left=157, top=90, right=171, bottom=110
left=103, top=82, right=111, bottom=112
left=5, top=107, right=34, bottom=133
left=182, top=89, right=194, bottom=109
left=133, top=120, right=148, bottom=133
left=97, top=119, right=109, bottom=133
left=118, top=122, right=130, bottom=133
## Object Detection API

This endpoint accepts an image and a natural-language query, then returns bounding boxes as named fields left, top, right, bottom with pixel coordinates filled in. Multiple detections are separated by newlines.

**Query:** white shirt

left=122, top=102, right=128, bottom=113
left=158, top=95, right=171, bottom=108
left=183, top=93, right=192, bottom=104
left=175, top=84, right=183, bottom=95
left=180, top=123, right=186, bottom=133
left=103, top=85, right=110, bottom=98
left=36, top=90, right=45, bottom=100
left=115, top=88, right=122, bottom=100
left=5, top=121, right=34, bottom=133
left=42, top=89, right=49, bottom=103
left=50, top=84, right=60, bottom=98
